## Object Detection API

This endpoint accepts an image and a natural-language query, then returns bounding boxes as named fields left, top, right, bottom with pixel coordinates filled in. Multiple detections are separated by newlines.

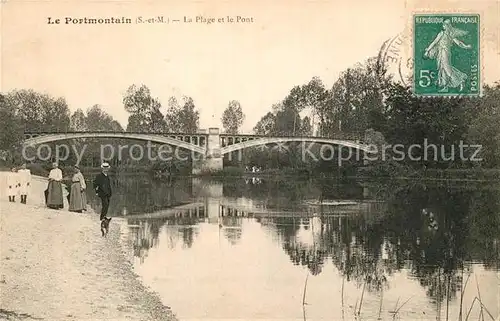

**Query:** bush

left=27, top=163, right=51, bottom=177
left=196, top=166, right=245, bottom=177
left=357, top=160, right=416, bottom=179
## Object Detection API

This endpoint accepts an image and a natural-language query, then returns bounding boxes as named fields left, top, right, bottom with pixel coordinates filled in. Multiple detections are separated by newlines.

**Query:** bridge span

left=23, top=128, right=375, bottom=173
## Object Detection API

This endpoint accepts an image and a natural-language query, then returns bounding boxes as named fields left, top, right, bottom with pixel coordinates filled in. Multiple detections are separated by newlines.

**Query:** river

left=85, top=174, right=499, bottom=321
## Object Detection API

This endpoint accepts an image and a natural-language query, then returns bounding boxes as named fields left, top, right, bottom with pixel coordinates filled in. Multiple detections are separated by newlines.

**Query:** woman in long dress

left=77, top=167, right=88, bottom=211
left=47, top=162, right=64, bottom=209
left=69, top=165, right=86, bottom=213
left=6, top=167, right=20, bottom=202
left=18, top=163, right=31, bottom=204
left=424, top=19, right=472, bottom=92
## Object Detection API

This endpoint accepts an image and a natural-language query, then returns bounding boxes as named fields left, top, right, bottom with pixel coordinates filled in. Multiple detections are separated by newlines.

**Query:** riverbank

left=0, top=173, right=177, bottom=320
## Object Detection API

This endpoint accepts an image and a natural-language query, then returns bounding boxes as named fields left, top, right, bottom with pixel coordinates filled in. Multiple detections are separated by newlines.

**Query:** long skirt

left=47, top=180, right=64, bottom=209
left=82, top=191, right=87, bottom=210
left=69, top=182, right=84, bottom=212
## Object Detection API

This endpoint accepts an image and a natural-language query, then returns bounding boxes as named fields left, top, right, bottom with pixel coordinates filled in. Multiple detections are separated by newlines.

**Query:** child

left=17, top=163, right=32, bottom=204
left=6, top=167, right=20, bottom=202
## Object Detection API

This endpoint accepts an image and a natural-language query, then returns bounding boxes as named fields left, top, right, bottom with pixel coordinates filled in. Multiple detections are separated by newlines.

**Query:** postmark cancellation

left=412, top=13, right=481, bottom=97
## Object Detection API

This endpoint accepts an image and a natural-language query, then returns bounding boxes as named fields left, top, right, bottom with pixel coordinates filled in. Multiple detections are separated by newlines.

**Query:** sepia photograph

left=0, top=0, right=499, bottom=320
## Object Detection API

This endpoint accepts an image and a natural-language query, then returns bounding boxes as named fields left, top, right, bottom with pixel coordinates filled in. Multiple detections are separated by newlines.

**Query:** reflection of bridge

left=120, top=180, right=382, bottom=224
left=23, top=127, right=374, bottom=173
left=123, top=200, right=380, bottom=220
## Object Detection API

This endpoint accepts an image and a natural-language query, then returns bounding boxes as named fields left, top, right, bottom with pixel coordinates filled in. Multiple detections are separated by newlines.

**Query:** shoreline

left=0, top=173, right=177, bottom=320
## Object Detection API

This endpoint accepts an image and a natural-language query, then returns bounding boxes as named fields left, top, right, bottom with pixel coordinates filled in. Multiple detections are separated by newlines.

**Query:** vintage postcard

left=1, top=0, right=499, bottom=320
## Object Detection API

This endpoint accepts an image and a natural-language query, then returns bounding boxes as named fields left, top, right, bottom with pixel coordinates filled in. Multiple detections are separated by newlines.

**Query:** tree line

left=1, top=53, right=500, bottom=172
left=0, top=85, right=246, bottom=171
left=0, top=84, right=246, bottom=148
left=244, top=57, right=500, bottom=171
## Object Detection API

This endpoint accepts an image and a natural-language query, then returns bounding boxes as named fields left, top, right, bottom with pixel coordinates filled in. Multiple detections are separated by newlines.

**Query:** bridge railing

left=24, top=130, right=366, bottom=144
left=23, top=130, right=209, bottom=136
left=219, top=132, right=365, bottom=143
left=23, top=131, right=210, bottom=144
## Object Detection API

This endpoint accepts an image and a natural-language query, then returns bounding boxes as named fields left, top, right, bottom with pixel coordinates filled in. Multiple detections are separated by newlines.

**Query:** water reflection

left=90, top=174, right=499, bottom=320
left=85, top=173, right=193, bottom=216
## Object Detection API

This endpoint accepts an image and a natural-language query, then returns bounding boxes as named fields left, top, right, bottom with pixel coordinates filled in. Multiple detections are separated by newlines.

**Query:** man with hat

left=93, top=162, right=112, bottom=220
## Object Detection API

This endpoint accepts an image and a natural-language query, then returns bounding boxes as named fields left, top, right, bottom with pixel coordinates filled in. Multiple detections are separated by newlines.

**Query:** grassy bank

left=193, top=164, right=500, bottom=182
left=357, top=163, right=500, bottom=181
left=193, top=166, right=316, bottom=179
left=5, top=162, right=500, bottom=183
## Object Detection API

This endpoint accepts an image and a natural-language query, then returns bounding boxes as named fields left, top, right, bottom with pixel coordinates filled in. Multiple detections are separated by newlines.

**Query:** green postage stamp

left=413, top=14, right=481, bottom=97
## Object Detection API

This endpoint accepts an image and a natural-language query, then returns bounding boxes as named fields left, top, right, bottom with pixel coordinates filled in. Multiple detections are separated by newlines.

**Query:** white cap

left=101, top=162, right=110, bottom=168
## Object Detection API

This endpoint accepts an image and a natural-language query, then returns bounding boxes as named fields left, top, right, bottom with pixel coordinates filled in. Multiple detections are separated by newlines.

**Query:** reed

left=475, top=275, right=485, bottom=321
left=446, top=274, right=451, bottom=321
left=389, top=296, right=412, bottom=320
left=464, top=297, right=496, bottom=321
left=301, top=272, right=309, bottom=321
left=458, top=269, right=472, bottom=321
left=378, top=289, right=384, bottom=320
left=302, top=272, right=309, bottom=306
left=341, top=275, right=345, bottom=321
left=357, top=282, right=367, bottom=316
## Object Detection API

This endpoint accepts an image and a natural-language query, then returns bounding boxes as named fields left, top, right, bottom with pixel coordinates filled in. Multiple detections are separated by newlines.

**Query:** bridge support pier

left=191, top=178, right=223, bottom=223
left=192, top=127, right=223, bottom=174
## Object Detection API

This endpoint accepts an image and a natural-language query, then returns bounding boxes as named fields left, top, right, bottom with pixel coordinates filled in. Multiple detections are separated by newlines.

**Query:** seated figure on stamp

left=424, top=19, right=472, bottom=93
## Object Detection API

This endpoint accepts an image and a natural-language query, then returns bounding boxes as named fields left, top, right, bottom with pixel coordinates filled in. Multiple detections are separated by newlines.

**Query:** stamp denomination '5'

left=413, top=14, right=481, bottom=97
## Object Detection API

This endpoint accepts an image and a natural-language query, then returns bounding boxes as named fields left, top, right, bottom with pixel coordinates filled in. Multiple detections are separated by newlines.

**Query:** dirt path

left=0, top=173, right=177, bottom=320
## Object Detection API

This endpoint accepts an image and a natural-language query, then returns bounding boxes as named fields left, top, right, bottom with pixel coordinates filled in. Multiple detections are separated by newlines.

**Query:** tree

left=70, top=109, right=87, bottom=131
left=221, top=100, right=245, bottom=134
left=110, top=120, right=124, bottom=132
left=37, top=97, right=70, bottom=132
left=253, top=112, right=276, bottom=135
left=165, top=97, right=182, bottom=132
left=68, top=105, right=124, bottom=167
left=321, top=58, right=388, bottom=136
left=282, top=77, right=329, bottom=136
left=123, top=84, right=165, bottom=132
left=382, top=83, right=475, bottom=168
left=148, top=99, right=167, bottom=133
left=466, top=82, right=500, bottom=168
left=283, top=86, right=307, bottom=111
left=274, top=106, right=300, bottom=136
left=300, top=116, right=313, bottom=136
left=126, top=114, right=144, bottom=132
left=0, top=94, right=23, bottom=154
left=86, top=105, right=119, bottom=131
left=0, top=89, right=71, bottom=164
left=7, top=89, right=43, bottom=131
left=177, top=96, right=199, bottom=133
left=6, top=89, right=71, bottom=132
left=123, top=84, right=151, bottom=116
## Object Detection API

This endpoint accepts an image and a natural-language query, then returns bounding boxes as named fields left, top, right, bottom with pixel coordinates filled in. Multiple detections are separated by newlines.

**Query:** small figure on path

left=46, top=162, right=64, bottom=209
left=6, top=167, right=20, bottom=202
left=69, top=165, right=86, bottom=213
left=17, top=163, right=31, bottom=204
left=94, top=162, right=112, bottom=221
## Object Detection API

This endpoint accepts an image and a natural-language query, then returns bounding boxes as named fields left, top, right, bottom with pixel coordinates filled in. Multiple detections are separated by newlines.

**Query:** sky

left=2, top=0, right=500, bottom=133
